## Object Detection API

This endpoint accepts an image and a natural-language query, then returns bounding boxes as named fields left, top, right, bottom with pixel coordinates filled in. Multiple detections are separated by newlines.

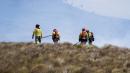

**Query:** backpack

left=89, top=32, right=94, bottom=41
left=80, top=31, right=87, bottom=39
left=52, top=32, right=60, bottom=39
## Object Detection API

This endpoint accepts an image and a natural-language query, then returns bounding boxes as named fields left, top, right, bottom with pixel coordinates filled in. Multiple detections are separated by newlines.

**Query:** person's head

left=86, top=29, right=89, bottom=33
left=82, top=28, right=86, bottom=31
left=35, top=24, right=40, bottom=29
left=53, top=29, right=58, bottom=32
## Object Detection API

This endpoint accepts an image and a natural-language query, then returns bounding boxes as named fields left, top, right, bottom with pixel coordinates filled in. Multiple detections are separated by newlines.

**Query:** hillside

left=0, top=42, right=130, bottom=73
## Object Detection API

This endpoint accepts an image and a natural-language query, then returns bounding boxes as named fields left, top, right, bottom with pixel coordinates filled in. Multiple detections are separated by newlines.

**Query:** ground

left=0, top=42, right=130, bottom=73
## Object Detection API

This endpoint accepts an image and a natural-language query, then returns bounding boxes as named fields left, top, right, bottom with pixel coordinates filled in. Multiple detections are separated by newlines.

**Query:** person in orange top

left=52, top=29, right=60, bottom=44
left=79, top=28, right=88, bottom=46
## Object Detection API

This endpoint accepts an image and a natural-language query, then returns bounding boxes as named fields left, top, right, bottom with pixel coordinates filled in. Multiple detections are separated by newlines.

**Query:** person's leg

left=53, top=38, right=58, bottom=44
left=53, top=38, right=56, bottom=44
left=88, top=38, right=93, bottom=48
left=54, top=41, right=58, bottom=44
left=83, top=42, right=86, bottom=47
left=80, top=39, right=83, bottom=46
left=38, top=36, right=41, bottom=44
left=35, top=36, right=38, bottom=44
left=81, top=39, right=87, bottom=47
left=89, top=38, right=92, bottom=45
left=83, top=39, right=87, bottom=47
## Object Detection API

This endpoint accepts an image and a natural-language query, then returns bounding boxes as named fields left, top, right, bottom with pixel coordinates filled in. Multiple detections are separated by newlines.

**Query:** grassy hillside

left=0, top=42, right=130, bottom=73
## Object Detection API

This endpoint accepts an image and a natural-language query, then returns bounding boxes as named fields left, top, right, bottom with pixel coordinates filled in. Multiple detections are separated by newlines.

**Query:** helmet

left=36, top=24, right=40, bottom=28
left=53, top=29, right=57, bottom=32
left=86, top=29, right=89, bottom=32
left=82, top=28, right=86, bottom=31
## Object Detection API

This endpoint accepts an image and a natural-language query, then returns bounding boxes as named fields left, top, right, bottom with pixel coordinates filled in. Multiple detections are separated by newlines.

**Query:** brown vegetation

left=0, top=42, right=130, bottom=73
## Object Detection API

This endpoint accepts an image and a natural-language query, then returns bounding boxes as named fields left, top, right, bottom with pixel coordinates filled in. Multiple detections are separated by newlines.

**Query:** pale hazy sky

left=64, top=0, right=130, bottom=19
left=0, top=0, right=130, bottom=47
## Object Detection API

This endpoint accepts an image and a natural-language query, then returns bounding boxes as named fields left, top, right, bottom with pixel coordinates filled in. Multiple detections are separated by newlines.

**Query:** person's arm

left=91, top=32, right=94, bottom=41
left=41, top=30, right=43, bottom=38
left=32, top=30, right=35, bottom=39
left=58, top=32, right=60, bottom=40
left=52, top=32, right=54, bottom=39
left=79, top=33, right=81, bottom=42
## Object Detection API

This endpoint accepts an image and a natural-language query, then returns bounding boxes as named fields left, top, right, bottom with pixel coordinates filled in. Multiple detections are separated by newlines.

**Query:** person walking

left=32, top=24, right=43, bottom=44
left=52, top=29, right=60, bottom=44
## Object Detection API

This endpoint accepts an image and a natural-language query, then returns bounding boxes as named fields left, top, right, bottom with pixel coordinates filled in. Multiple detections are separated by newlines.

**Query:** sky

left=0, top=0, right=130, bottom=47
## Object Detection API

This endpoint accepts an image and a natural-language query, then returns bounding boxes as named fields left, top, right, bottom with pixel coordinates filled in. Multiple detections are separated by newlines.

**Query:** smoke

left=64, top=0, right=130, bottom=20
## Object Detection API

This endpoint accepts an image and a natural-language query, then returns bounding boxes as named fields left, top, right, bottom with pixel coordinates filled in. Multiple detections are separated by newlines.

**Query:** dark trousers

left=52, top=38, right=59, bottom=44
left=35, top=36, right=41, bottom=44
left=80, top=39, right=87, bottom=44
left=88, top=37, right=94, bottom=45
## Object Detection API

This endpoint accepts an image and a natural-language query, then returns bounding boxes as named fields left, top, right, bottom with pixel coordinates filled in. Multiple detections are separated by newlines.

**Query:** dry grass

left=0, top=42, right=130, bottom=73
